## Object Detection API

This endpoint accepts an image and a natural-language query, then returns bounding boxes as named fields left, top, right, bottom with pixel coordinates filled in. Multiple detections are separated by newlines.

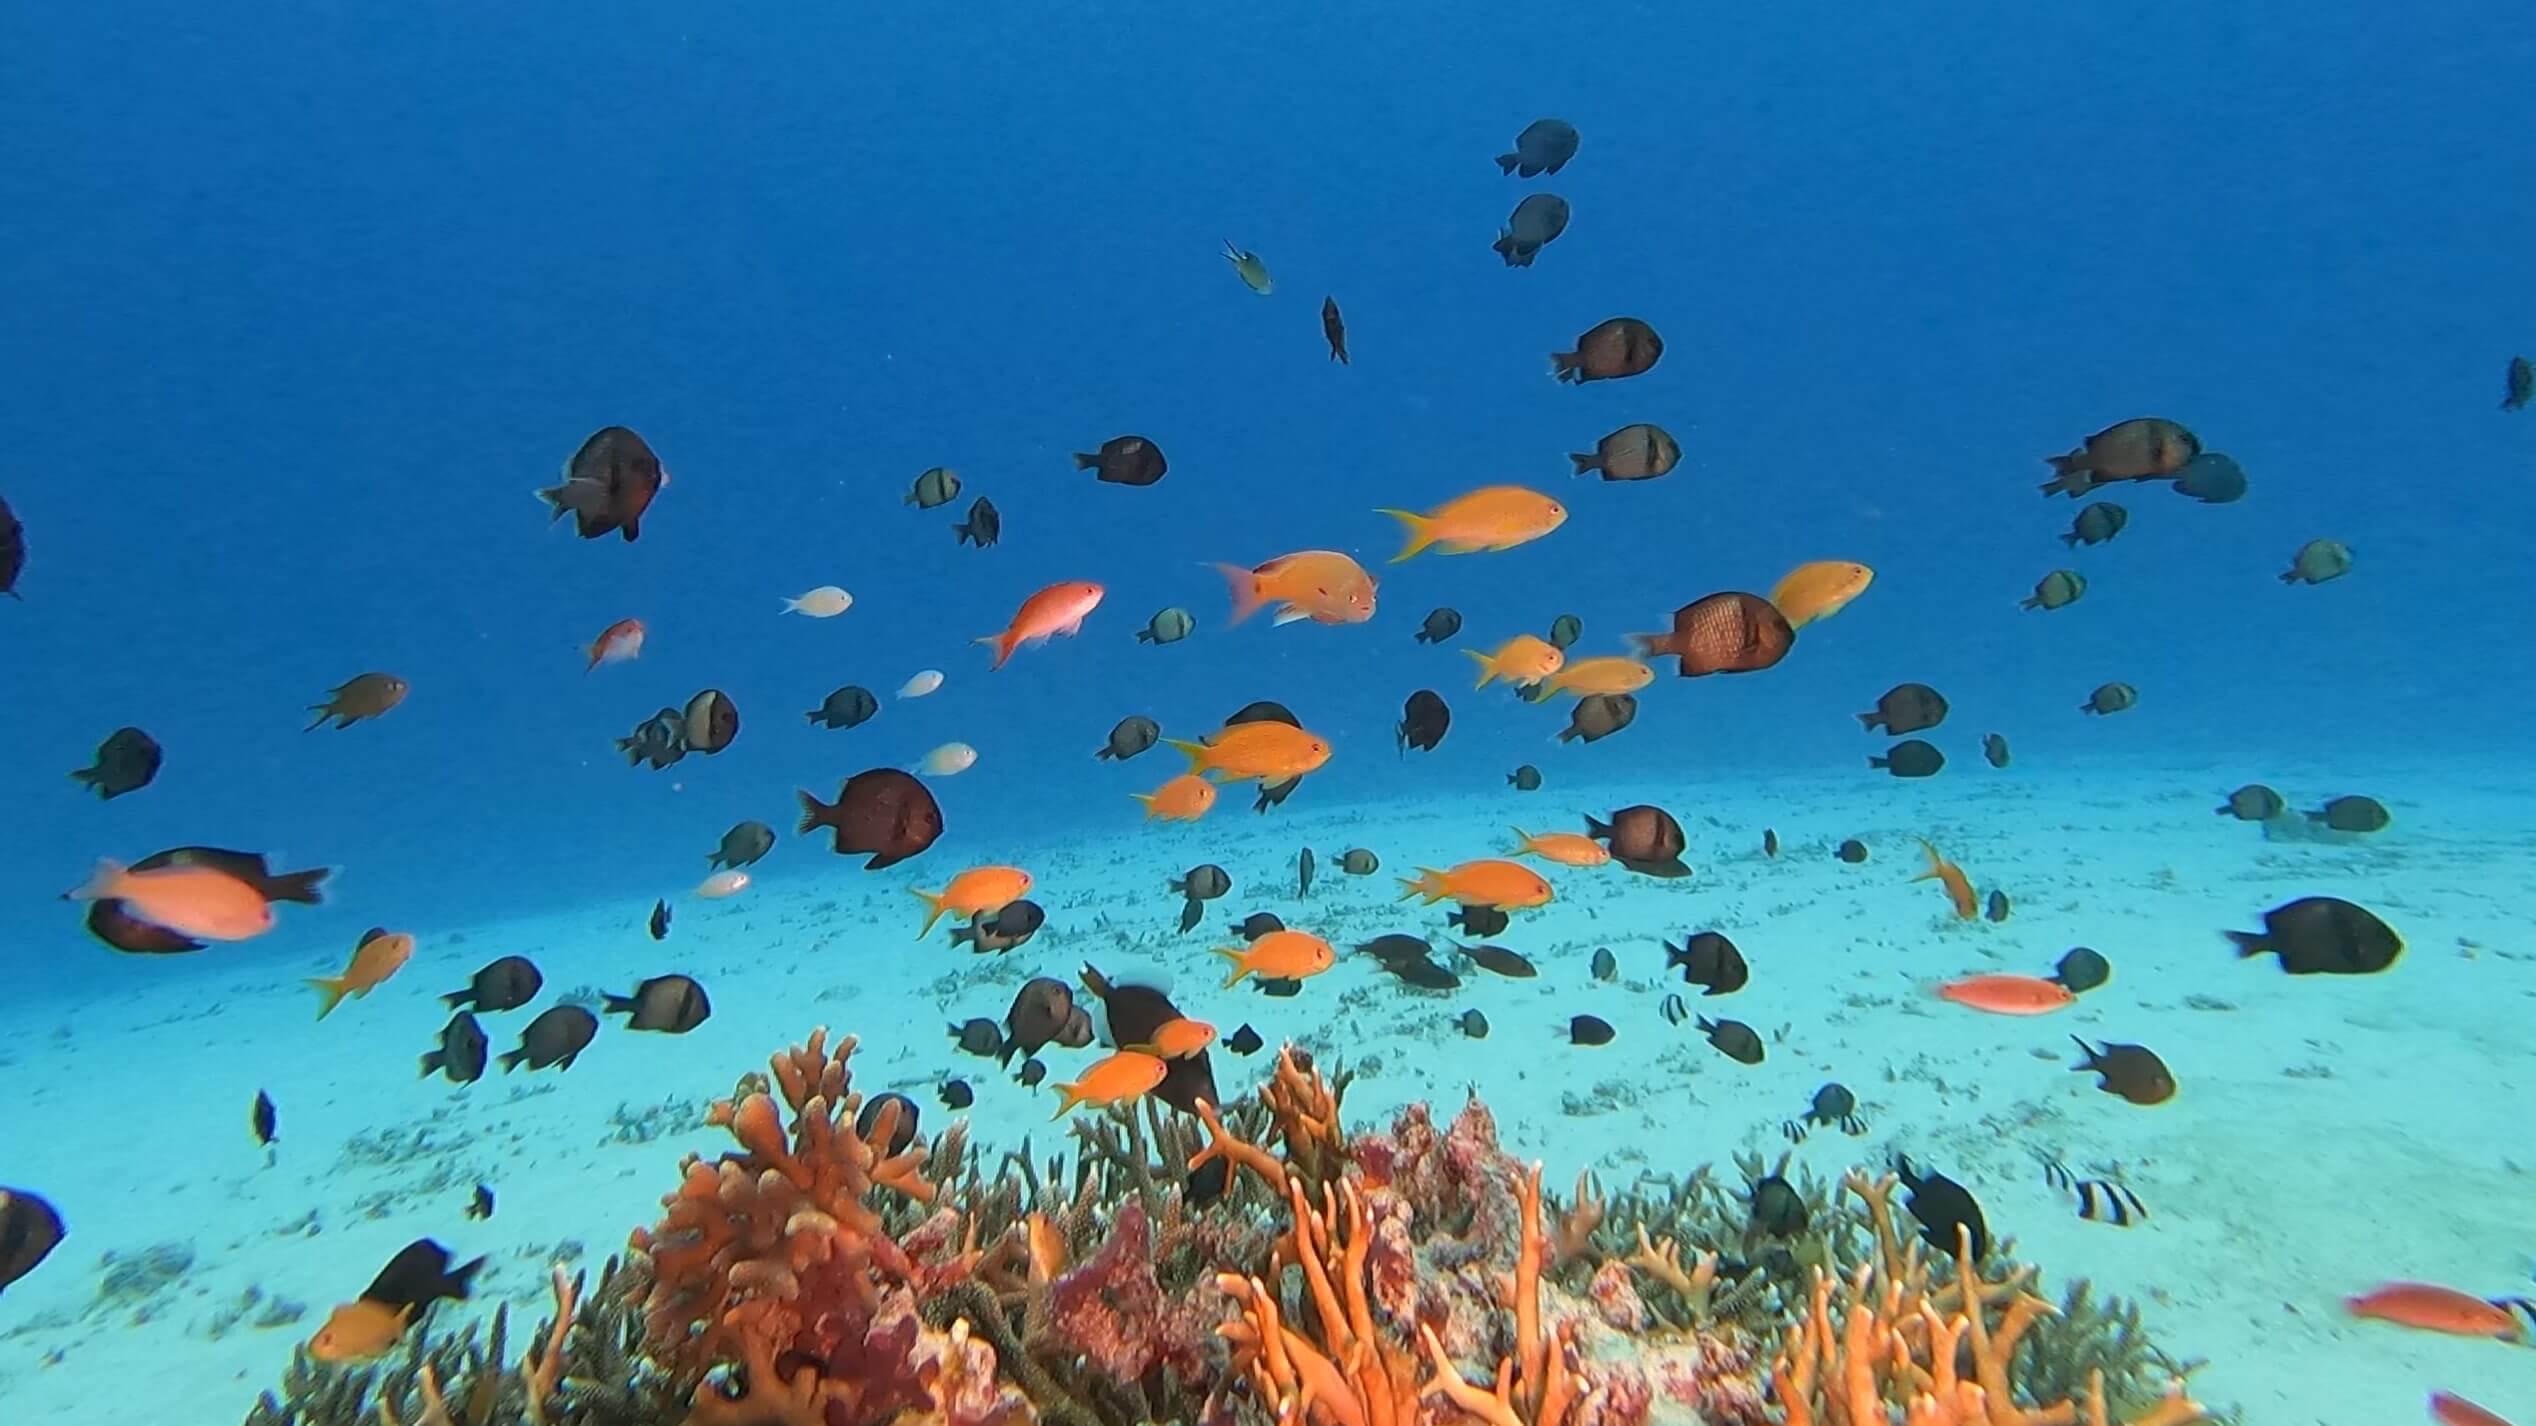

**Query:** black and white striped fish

left=2040, top=1155, right=2149, bottom=1226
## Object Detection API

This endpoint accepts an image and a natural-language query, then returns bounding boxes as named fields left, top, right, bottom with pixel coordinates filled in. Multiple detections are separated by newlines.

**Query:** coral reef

left=242, top=1030, right=2220, bottom=1426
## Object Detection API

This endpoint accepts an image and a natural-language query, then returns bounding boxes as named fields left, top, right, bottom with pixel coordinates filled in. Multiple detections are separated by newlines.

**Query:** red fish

left=975, top=581, right=1104, bottom=670
left=2431, top=1393, right=2516, bottom=1426
left=585, top=618, right=645, bottom=672
left=2345, top=1283, right=2525, bottom=1341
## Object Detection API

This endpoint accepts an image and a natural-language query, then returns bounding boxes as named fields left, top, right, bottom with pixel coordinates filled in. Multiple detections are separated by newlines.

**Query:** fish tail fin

left=2222, top=931, right=2269, bottom=959
left=1162, top=738, right=1212, bottom=773
left=2058, top=531, right=2080, bottom=548
left=65, top=858, right=127, bottom=903
left=445, top=1256, right=487, bottom=1299
left=419, top=1050, right=445, bottom=1077
left=307, top=977, right=350, bottom=1020
left=1507, top=827, right=1536, bottom=855
left=1049, top=1083, right=1085, bottom=1120
left=534, top=482, right=571, bottom=520
left=972, top=632, right=1015, bottom=670
left=1567, top=452, right=1599, bottom=475
left=1464, top=649, right=1499, bottom=689
left=600, top=991, right=637, bottom=1015
left=1375, top=508, right=1435, bottom=563
left=1868, top=755, right=1891, bottom=770
left=1495, top=152, right=1519, bottom=174
left=1213, top=946, right=1253, bottom=987
left=497, top=1048, right=527, bottom=1072
left=1622, top=632, right=1665, bottom=658
left=910, top=889, right=948, bottom=939
left=795, top=788, right=831, bottom=835
left=1129, top=792, right=1157, bottom=817
left=1214, top=563, right=1269, bottom=625
left=1396, top=869, right=1445, bottom=903
left=1070, top=452, right=1098, bottom=470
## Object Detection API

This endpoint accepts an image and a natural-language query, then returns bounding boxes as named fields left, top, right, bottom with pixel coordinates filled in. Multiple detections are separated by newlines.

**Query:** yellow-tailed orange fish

left=1214, top=929, right=1337, bottom=987
left=1215, top=550, right=1377, bottom=627
left=309, top=928, right=416, bottom=1019
left=1913, top=840, right=1978, bottom=919
left=1051, top=1050, right=1169, bottom=1118
left=1132, top=773, right=1218, bottom=822
left=1540, top=655, right=1653, bottom=697
left=1375, top=485, right=1567, bottom=562
left=912, top=867, right=1033, bottom=938
left=2345, top=1284, right=2527, bottom=1342
left=1398, top=860, right=1554, bottom=909
left=1767, top=561, right=1875, bottom=630
left=1509, top=828, right=1610, bottom=867
left=66, top=859, right=274, bottom=942
left=975, top=580, right=1104, bottom=670
left=1165, top=722, right=1332, bottom=783
left=1124, top=1017, right=1217, bottom=1059
left=308, top=1238, right=482, bottom=1363
left=1934, top=974, right=2074, bottom=1016
left=1466, top=635, right=1565, bottom=690
left=584, top=617, right=646, bottom=672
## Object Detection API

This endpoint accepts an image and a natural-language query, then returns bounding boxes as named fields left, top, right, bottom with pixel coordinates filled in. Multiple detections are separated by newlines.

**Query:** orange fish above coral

left=911, top=867, right=1033, bottom=938
left=1133, top=773, right=1218, bottom=822
left=1376, top=485, right=1567, bottom=562
left=1124, top=1017, right=1217, bottom=1059
left=1215, top=929, right=1336, bottom=987
left=976, top=580, right=1104, bottom=670
left=1913, top=840, right=1978, bottom=919
left=1051, top=1050, right=1168, bottom=1118
left=1398, top=859, right=1554, bottom=910
left=2345, top=1283, right=2527, bottom=1341
left=1166, top=721, right=1332, bottom=783
left=309, top=1238, right=482, bottom=1363
left=1935, top=973, right=2075, bottom=1016
left=309, top=927, right=416, bottom=1019
left=1215, top=550, right=1377, bottom=627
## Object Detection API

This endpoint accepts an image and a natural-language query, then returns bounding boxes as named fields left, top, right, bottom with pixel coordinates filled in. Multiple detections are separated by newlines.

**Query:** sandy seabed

left=2, top=754, right=2529, bottom=1425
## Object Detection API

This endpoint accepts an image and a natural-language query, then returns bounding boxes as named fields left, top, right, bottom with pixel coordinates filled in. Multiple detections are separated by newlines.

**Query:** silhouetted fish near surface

left=72, top=727, right=162, bottom=799
left=1494, top=193, right=1569, bottom=267
left=0, top=495, right=23, bottom=599
left=1982, top=734, right=2011, bottom=768
left=954, top=496, right=1000, bottom=548
left=1322, top=297, right=1349, bottom=364
left=1895, top=1156, right=1988, bottom=1259
left=648, top=899, right=670, bottom=941
left=1073, top=435, right=1167, bottom=487
left=1869, top=741, right=1945, bottom=778
left=443, top=956, right=542, bottom=1013
left=539, top=426, right=667, bottom=541
left=1571, top=424, right=1679, bottom=482
left=806, top=685, right=880, bottom=730
left=1398, top=690, right=1450, bottom=753
left=421, top=1012, right=489, bottom=1084
left=2503, top=356, right=2535, bottom=411
left=798, top=769, right=944, bottom=869
left=252, top=1090, right=277, bottom=1147
left=2226, top=897, right=2402, bottom=975
left=1858, top=683, right=1948, bottom=735
left=1559, top=693, right=1636, bottom=743
left=1097, top=715, right=1160, bottom=761
left=1498, top=118, right=1579, bottom=176
left=1416, top=608, right=1462, bottom=644
left=1553, top=317, right=1662, bottom=384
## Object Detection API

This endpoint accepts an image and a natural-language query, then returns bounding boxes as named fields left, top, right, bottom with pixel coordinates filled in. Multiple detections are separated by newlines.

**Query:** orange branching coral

left=631, top=1029, right=936, bottom=1374
left=1216, top=1174, right=1420, bottom=1426
left=1771, top=1192, right=2205, bottom=1426
left=1193, top=1045, right=1349, bottom=1194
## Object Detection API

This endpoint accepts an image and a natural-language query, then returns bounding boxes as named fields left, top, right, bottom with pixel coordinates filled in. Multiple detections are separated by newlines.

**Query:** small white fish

left=696, top=870, right=752, bottom=900
left=898, top=670, right=945, bottom=699
left=916, top=742, right=977, bottom=777
left=783, top=586, right=854, bottom=618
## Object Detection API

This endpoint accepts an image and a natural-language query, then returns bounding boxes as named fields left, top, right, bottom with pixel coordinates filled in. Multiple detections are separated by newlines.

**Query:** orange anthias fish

left=1132, top=773, right=1218, bottom=822
left=1125, top=1017, right=1217, bottom=1059
left=1215, top=929, right=1337, bottom=987
left=2431, top=1392, right=2517, bottom=1426
left=2345, top=1284, right=2527, bottom=1341
left=1166, top=722, right=1332, bottom=783
left=1768, top=561, right=1875, bottom=630
left=66, top=859, right=275, bottom=942
left=1398, top=859, right=1555, bottom=909
left=1215, top=550, right=1377, bottom=627
left=976, top=580, right=1104, bottom=670
left=309, top=928, right=416, bottom=1019
left=1935, top=974, right=2076, bottom=1016
left=1375, top=485, right=1568, bottom=562
left=1913, top=840, right=1978, bottom=919
left=1466, top=635, right=1566, bottom=690
left=1540, top=655, right=1654, bottom=697
left=1051, top=1050, right=1169, bottom=1119
left=1509, top=829, right=1611, bottom=868
left=585, top=617, right=646, bottom=671
left=912, top=867, right=1033, bottom=938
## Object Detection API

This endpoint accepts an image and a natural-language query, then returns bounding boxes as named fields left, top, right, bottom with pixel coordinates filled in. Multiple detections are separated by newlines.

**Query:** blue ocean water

left=3, top=1, right=2534, bottom=1419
